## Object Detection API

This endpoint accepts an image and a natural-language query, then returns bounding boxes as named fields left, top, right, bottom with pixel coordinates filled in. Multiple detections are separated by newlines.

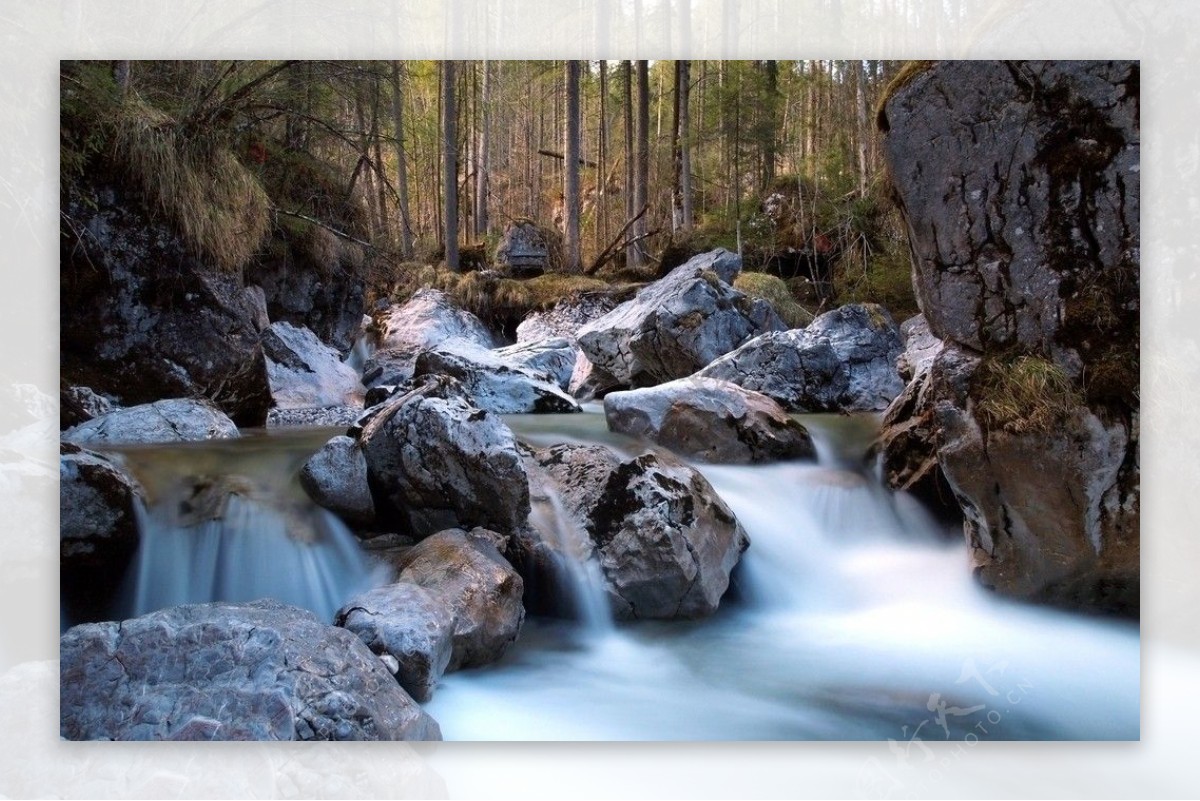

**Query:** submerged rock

left=300, top=435, right=375, bottom=526
left=358, top=375, right=530, bottom=537
left=63, top=398, right=239, bottom=446
left=576, top=249, right=784, bottom=387
left=397, top=529, right=524, bottom=671
left=261, top=321, right=362, bottom=409
left=60, top=599, right=441, bottom=741
left=531, top=444, right=748, bottom=619
left=335, top=583, right=456, bottom=702
left=604, top=377, right=815, bottom=464
left=698, top=302, right=904, bottom=412
left=413, top=341, right=579, bottom=414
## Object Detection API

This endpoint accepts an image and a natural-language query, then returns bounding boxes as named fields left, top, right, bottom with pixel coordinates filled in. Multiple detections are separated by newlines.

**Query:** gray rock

left=60, top=443, right=143, bottom=621
left=358, top=375, right=531, bottom=537
left=531, top=444, right=748, bottom=619
left=516, top=292, right=621, bottom=344
left=254, top=246, right=366, bottom=355
left=604, top=377, right=815, bottom=464
left=261, top=322, right=363, bottom=409
left=880, top=61, right=1139, bottom=358
left=397, top=529, right=525, bottom=671
left=60, top=183, right=272, bottom=426
left=300, top=435, right=375, bottom=525
left=896, top=315, right=943, bottom=380
left=494, top=220, right=552, bottom=277
left=63, top=399, right=239, bottom=446
left=576, top=249, right=785, bottom=387
left=493, top=338, right=577, bottom=391
left=266, top=405, right=363, bottom=429
left=59, top=385, right=118, bottom=430
left=60, top=599, right=441, bottom=741
left=335, top=583, right=456, bottom=702
left=698, top=303, right=904, bottom=412
left=413, top=341, right=580, bottom=414
left=363, top=289, right=495, bottom=387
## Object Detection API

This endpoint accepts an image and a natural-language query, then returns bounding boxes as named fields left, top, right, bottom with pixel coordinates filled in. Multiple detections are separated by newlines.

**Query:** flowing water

left=88, top=409, right=1139, bottom=741
left=424, top=410, right=1140, bottom=741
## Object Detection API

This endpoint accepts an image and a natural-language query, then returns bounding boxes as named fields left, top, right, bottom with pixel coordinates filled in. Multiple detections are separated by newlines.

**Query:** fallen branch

left=272, top=207, right=395, bottom=258
left=585, top=203, right=649, bottom=275
left=538, top=148, right=598, bottom=169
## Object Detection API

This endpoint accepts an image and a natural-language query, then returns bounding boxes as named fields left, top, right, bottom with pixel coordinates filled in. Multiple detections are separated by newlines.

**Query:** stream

left=97, top=407, right=1140, bottom=742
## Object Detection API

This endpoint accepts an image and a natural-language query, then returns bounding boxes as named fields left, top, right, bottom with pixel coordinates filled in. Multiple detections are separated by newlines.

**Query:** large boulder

left=397, top=529, right=525, bottom=671
left=261, top=322, right=363, bottom=409
left=59, top=443, right=143, bottom=623
left=60, top=599, right=441, bottom=741
left=62, top=398, right=239, bottom=446
left=413, top=342, right=579, bottom=414
left=300, top=435, right=375, bottom=526
left=516, top=291, right=628, bottom=399
left=358, top=375, right=531, bottom=537
left=60, top=184, right=272, bottom=427
left=363, top=289, right=495, bottom=388
left=698, top=303, right=904, bottom=412
left=604, top=377, right=815, bottom=464
left=529, top=444, right=748, bottom=619
left=494, top=220, right=553, bottom=277
left=880, top=61, right=1139, bottom=615
left=335, top=583, right=456, bottom=702
left=576, top=249, right=785, bottom=387
left=492, top=338, right=577, bottom=392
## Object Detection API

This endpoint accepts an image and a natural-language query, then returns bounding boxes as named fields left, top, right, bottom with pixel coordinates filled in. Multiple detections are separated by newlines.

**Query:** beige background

left=3, top=0, right=1194, bottom=796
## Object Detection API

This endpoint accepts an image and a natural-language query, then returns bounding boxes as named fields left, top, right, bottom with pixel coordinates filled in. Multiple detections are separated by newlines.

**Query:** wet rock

left=59, top=443, right=143, bottom=622
left=363, top=290, right=495, bottom=388
left=358, top=375, right=530, bottom=537
left=60, top=183, right=272, bottom=426
left=63, top=399, right=239, bottom=446
left=335, top=583, right=455, bottom=702
left=698, top=303, right=904, bottom=412
left=300, top=435, right=375, bottom=526
left=576, top=249, right=785, bottom=387
left=60, top=599, right=441, bottom=741
left=413, top=342, right=579, bottom=414
left=532, top=444, right=748, bottom=619
left=266, top=405, right=363, bottom=429
left=59, top=385, right=118, bottom=431
left=881, top=61, right=1140, bottom=615
left=604, top=377, right=815, bottom=464
left=254, top=242, right=366, bottom=355
left=397, top=529, right=524, bottom=670
left=492, top=338, right=577, bottom=392
left=261, top=322, right=363, bottom=409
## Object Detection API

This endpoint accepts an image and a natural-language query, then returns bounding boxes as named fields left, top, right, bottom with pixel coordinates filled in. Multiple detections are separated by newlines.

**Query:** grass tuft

left=975, top=354, right=1083, bottom=434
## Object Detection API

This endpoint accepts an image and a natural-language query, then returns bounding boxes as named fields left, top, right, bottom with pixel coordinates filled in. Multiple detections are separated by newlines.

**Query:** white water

left=424, top=411, right=1140, bottom=741
left=104, top=429, right=388, bottom=624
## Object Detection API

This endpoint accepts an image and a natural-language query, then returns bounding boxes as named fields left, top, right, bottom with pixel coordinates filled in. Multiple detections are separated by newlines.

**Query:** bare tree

left=474, top=60, right=490, bottom=239
left=442, top=60, right=459, bottom=271
left=563, top=60, right=582, bottom=274
left=633, top=60, right=650, bottom=268
left=390, top=61, right=415, bottom=259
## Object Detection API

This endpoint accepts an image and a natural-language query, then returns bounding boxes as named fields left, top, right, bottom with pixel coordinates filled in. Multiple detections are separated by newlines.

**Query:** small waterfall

left=527, top=483, right=614, bottom=635
left=344, top=332, right=377, bottom=375
left=106, top=430, right=388, bottom=623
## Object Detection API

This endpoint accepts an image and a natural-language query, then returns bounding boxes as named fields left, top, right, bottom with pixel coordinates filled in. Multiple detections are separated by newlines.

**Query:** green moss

left=875, top=61, right=937, bottom=133
left=734, top=272, right=815, bottom=329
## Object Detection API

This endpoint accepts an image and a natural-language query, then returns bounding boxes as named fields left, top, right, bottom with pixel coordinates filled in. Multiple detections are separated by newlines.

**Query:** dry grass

left=875, top=60, right=937, bottom=132
left=975, top=355, right=1083, bottom=434
left=734, top=272, right=815, bottom=329
left=109, top=95, right=269, bottom=272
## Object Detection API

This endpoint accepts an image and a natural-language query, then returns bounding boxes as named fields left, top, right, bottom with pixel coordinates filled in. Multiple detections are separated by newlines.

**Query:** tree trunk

left=370, top=73, right=392, bottom=246
left=390, top=61, right=415, bottom=259
left=676, top=60, right=693, bottom=232
left=633, top=60, right=650, bottom=267
left=442, top=60, right=459, bottom=272
left=762, top=59, right=779, bottom=189
left=597, top=60, right=608, bottom=255
left=855, top=59, right=870, bottom=196
left=623, top=61, right=636, bottom=268
left=475, top=60, right=490, bottom=239
left=564, top=60, right=582, bottom=274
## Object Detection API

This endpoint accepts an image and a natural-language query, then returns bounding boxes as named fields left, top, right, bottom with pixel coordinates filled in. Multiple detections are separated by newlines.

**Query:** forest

left=61, top=59, right=917, bottom=327
left=58, top=59, right=1140, bottom=744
